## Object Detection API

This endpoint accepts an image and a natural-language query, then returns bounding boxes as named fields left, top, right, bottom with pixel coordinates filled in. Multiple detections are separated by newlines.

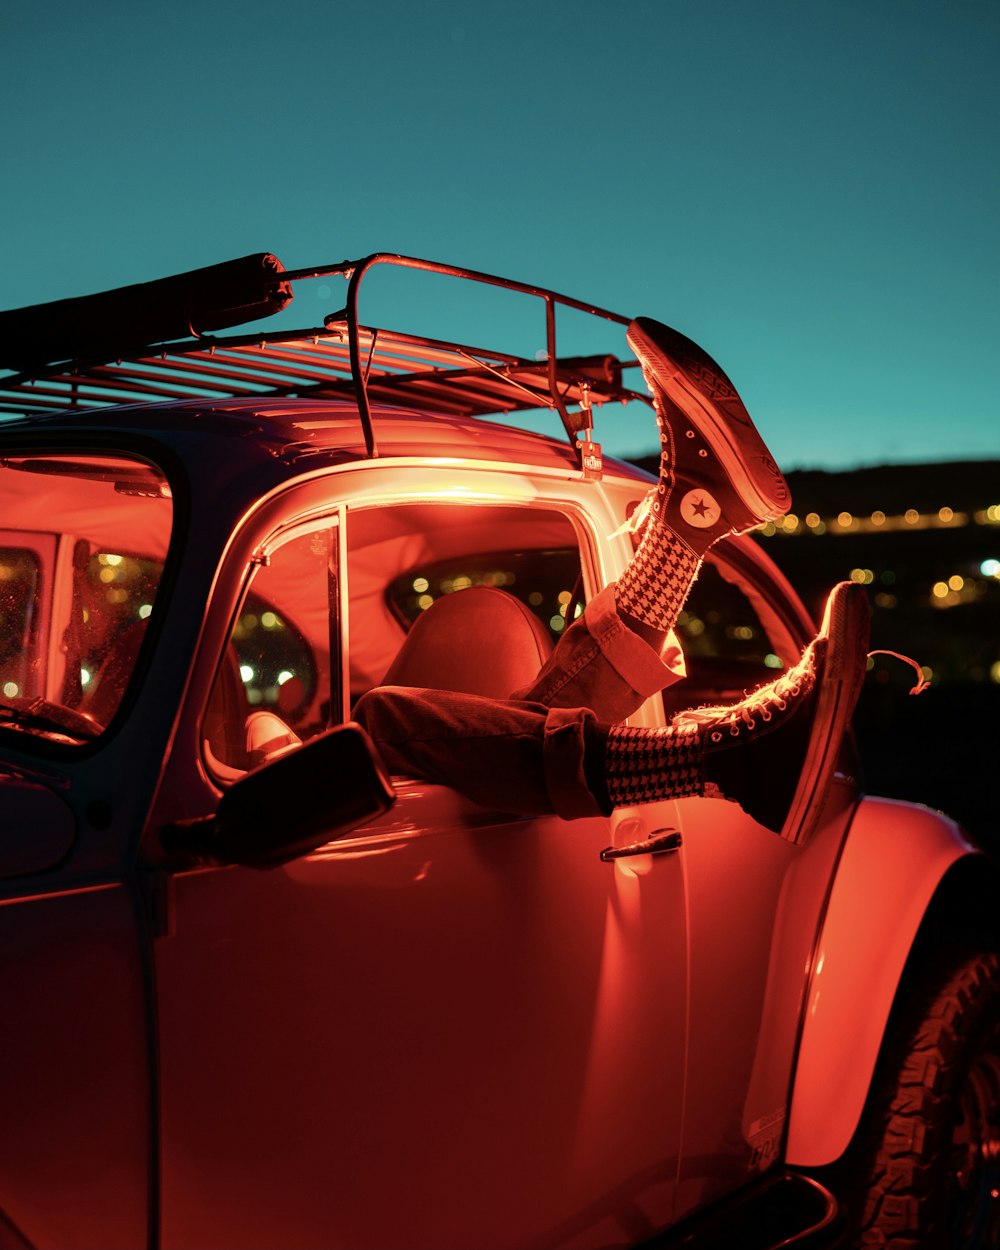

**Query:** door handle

left=600, top=828, right=682, bottom=862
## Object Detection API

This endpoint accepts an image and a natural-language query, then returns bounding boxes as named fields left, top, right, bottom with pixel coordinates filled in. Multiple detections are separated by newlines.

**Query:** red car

left=0, top=254, right=996, bottom=1249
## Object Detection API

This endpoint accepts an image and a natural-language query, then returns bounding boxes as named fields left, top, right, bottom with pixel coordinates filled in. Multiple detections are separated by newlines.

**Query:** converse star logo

left=680, top=489, right=719, bottom=528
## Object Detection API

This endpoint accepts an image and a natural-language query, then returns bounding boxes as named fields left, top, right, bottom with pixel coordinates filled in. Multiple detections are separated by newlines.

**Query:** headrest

left=381, top=586, right=553, bottom=699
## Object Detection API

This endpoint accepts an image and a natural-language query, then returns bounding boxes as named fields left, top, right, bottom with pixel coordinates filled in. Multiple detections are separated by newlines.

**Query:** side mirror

left=162, top=722, right=396, bottom=869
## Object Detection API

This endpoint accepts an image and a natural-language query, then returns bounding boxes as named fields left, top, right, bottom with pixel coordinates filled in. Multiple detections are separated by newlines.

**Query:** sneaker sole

left=780, top=581, right=870, bottom=845
left=627, top=317, right=790, bottom=524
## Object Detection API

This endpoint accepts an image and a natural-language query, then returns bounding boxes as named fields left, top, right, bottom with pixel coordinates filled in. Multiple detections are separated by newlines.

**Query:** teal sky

left=2, top=0, right=997, bottom=469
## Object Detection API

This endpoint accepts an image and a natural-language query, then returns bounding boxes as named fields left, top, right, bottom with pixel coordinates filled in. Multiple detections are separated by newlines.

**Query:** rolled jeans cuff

left=543, top=706, right=606, bottom=820
left=585, top=585, right=686, bottom=697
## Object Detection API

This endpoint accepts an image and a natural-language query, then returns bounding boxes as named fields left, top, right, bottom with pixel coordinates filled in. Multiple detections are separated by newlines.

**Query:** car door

left=153, top=484, right=690, bottom=1250
left=665, top=546, right=860, bottom=1221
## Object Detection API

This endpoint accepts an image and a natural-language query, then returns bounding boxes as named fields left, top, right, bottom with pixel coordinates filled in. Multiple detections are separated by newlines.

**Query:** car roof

left=0, top=395, right=652, bottom=486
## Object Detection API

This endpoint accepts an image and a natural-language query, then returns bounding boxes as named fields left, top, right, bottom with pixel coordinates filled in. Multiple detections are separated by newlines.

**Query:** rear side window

left=0, top=549, right=41, bottom=699
left=660, top=557, right=796, bottom=717
left=0, top=453, right=173, bottom=743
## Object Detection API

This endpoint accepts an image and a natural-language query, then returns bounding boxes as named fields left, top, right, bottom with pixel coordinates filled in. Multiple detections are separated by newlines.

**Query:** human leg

left=357, top=582, right=870, bottom=836
left=353, top=685, right=606, bottom=820
left=515, top=317, right=791, bottom=719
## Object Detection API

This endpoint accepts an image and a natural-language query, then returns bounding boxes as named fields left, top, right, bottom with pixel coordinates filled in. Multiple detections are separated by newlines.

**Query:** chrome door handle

left=600, top=828, right=682, bottom=862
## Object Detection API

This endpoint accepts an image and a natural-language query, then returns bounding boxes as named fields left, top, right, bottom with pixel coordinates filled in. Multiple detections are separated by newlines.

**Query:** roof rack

left=0, top=252, right=648, bottom=468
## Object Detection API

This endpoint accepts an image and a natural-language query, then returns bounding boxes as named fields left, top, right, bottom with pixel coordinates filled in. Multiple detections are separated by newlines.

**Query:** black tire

left=846, top=949, right=1000, bottom=1249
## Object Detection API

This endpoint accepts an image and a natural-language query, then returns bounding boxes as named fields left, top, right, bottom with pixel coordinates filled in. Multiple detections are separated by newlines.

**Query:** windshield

left=0, top=452, right=173, bottom=743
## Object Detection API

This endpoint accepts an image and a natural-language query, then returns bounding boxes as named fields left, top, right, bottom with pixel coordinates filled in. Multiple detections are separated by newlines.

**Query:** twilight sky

left=2, top=0, right=997, bottom=468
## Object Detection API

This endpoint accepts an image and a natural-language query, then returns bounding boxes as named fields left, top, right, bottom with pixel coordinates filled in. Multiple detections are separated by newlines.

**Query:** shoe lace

left=608, top=488, right=656, bottom=539
left=867, top=649, right=930, bottom=695
left=673, top=644, right=817, bottom=738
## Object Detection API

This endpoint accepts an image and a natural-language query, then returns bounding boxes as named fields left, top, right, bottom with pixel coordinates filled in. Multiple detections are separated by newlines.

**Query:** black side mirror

left=162, top=722, right=395, bottom=869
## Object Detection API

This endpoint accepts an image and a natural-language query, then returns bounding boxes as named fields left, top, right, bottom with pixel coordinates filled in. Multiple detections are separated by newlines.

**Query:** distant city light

left=138, top=603, right=153, bottom=619
left=761, top=504, right=985, bottom=538
left=981, top=559, right=1000, bottom=577
left=2, top=681, right=18, bottom=697
left=239, top=665, right=255, bottom=683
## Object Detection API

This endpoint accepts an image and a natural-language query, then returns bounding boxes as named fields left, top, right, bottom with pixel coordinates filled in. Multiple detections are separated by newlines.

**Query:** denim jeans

left=353, top=587, right=684, bottom=819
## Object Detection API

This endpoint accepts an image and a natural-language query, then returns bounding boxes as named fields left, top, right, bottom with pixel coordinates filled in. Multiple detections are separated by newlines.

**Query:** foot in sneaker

left=597, top=581, right=870, bottom=839
left=614, top=317, right=790, bottom=645
left=626, top=316, right=790, bottom=543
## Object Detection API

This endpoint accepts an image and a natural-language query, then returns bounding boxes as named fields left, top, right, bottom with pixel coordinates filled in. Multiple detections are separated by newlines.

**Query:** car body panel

left=785, top=795, right=981, bottom=1167
left=155, top=791, right=688, bottom=1250
left=0, top=880, right=150, bottom=1250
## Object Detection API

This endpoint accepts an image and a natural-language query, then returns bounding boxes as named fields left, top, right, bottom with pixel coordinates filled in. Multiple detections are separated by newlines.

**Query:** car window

left=386, top=547, right=583, bottom=642
left=203, top=524, right=337, bottom=776
left=661, top=556, right=792, bottom=716
left=0, top=454, right=172, bottom=742
left=0, top=548, right=41, bottom=699
left=346, top=501, right=583, bottom=699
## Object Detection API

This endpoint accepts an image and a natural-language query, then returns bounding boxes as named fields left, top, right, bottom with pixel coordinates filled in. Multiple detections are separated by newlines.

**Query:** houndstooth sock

left=614, top=383, right=704, bottom=636
left=615, top=522, right=702, bottom=636
left=604, top=723, right=705, bottom=807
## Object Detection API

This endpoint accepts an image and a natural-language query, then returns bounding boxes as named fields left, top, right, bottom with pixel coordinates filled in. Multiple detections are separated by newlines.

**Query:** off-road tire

left=847, top=949, right=1000, bottom=1248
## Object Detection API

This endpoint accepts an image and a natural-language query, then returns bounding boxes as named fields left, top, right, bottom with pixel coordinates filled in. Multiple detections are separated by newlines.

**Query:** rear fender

left=785, top=795, right=981, bottom=1168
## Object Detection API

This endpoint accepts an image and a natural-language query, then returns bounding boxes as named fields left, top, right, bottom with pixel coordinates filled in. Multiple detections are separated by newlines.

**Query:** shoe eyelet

left=686, top=429, right=695, bottom=438
left=711, top=731, right=723, bottom=743
left=698, top=449, right=708, bottom=457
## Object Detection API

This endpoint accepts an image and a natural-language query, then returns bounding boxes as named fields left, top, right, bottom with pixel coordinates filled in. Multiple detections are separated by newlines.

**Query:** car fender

left=785, top=794, right=981, bottom=1168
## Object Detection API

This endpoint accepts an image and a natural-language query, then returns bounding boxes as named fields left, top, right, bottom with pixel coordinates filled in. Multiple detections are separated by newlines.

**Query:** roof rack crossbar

left=0, top=251, right=642, bottom=462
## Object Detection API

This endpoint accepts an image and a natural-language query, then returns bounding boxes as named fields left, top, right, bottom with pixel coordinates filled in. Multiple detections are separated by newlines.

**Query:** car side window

left=346, top=501, right=584, bottom=701
left=203, top=525, right=338, bottom=775
left=660, top=556, right=791, bottom=717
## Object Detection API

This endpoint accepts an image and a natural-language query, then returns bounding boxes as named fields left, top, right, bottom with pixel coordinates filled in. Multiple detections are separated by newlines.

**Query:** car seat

left=380, top=585, right=553, bottom=699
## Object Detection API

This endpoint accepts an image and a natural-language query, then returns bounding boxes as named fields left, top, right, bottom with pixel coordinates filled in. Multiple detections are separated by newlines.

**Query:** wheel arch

left=785, top=795, right=996, bottom=1168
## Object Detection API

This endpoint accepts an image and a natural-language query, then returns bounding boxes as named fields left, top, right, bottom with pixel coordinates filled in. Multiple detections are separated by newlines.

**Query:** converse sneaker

left=626, top=316, right=790, bottom=543
left=601, top=581, right=870, bottom=840
left=686, top=580, right=870, bottom=838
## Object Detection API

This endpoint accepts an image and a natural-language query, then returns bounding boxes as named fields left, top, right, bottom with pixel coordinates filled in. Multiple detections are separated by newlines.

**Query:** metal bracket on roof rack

left=328, top=251, right=632, bottom=471
left=344, top=258, right=381, bottom=458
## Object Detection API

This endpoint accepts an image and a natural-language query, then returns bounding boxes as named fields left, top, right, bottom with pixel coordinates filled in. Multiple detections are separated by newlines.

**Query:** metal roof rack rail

left=0, top=251, right=648, bottom=469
